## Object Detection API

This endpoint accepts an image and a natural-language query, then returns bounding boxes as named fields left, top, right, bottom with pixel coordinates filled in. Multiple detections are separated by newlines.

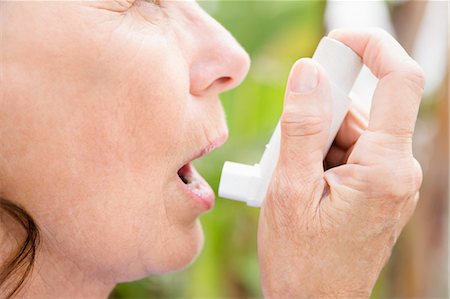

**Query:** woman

left=0, top=0, right=425, bottom=298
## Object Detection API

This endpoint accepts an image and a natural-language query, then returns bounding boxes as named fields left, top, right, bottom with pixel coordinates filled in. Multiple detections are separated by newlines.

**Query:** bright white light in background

left=325, top=0, right=449, bottom=110
left=413, top=1, right=448, bottom=97
left=324, top=0, right=395, bottom=113
left=325, top=0, right=395, bottom=32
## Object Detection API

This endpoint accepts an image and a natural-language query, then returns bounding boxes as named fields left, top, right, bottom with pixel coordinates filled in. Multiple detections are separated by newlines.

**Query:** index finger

left=328, top=28, right=425, bottom=138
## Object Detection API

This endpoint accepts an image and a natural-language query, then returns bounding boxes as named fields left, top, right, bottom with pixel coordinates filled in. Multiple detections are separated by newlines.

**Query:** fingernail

left=290, top=59, right=319, bottom=93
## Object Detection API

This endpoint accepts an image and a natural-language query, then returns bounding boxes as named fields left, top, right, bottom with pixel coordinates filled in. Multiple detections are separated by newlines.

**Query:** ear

left=86, top=0, right=137, bottom=12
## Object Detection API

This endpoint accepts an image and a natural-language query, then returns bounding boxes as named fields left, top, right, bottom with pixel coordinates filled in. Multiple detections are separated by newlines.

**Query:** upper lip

left=179, top=132, right=229, bottom=168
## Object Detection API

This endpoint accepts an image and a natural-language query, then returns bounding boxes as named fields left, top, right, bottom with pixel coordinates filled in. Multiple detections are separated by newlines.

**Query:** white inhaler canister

left=218, top=37, right=363, bottom=207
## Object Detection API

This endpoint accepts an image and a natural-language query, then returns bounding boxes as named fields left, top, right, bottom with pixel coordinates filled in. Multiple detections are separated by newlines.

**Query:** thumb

left=278, top=58, right=332, bottom=185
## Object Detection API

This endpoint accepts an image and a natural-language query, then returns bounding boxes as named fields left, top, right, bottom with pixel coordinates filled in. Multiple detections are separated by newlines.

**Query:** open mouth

left=177, top=162, right=215, bottom=209
left=175, top=133, right=229, bottom=209
left=177, top=163, right=196, bottom=185
left=177, top=162, right=210, bottom=194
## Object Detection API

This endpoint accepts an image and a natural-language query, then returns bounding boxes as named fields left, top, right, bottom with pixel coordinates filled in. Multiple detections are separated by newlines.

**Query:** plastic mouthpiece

left=219, top=37, right=363, bottom=207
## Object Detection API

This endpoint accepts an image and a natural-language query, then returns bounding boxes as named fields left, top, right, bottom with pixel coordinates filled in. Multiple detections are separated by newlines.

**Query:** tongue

left=178, top=164, right=192, bottom=184
left=186, top=174, right=213, bottom=198
left=180, top=163, right=214, bottom=197
left=182, top=163, right=202, bottom=186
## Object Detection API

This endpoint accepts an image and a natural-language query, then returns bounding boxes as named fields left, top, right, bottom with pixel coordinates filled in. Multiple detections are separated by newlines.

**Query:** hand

left=257, top=28, right=425, bottom=298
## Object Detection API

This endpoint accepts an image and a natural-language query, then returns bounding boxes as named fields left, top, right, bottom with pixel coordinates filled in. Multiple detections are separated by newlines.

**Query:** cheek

left=36, top=191, right=205, bottom=281
left=2, top=4, right=203, bottom=281
left=72, top=29, right=191, bottom=179
left=38, top=58, right=193, bottom=279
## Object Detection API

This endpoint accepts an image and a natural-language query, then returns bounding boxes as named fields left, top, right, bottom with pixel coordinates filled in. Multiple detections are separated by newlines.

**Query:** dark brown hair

left=0, top=197, right=40, bottom=298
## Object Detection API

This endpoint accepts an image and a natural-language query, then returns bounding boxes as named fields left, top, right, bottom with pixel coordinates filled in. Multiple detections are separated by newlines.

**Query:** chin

left=144, top=219, right=205, bottom=276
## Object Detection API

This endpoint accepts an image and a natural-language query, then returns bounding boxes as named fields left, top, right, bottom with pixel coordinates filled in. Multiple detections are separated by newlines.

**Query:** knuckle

left=400, top=59, right=426, bottom=93
left=380, top=159, right=423, bottom=200
left=369, top=28, right=394, bottom=49
left=281, top=111, right=325, bottom=138
left=411, top=158, right=423, bottom=191
left=368, top=28, right=426, bottom=92
left=352, top=158, right=422, bottom=202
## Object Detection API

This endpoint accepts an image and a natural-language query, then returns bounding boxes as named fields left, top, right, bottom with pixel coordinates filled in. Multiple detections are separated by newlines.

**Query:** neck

left=14, top=243, right=115, bottom=299
left=0, top=208, right=115, bottom=299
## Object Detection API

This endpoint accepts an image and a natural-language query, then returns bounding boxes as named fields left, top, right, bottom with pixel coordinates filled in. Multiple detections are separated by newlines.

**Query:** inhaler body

left=219, top=37, right=363, bottom=207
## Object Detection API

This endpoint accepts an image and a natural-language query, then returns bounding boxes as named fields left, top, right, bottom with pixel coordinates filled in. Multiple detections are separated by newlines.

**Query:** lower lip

left=176, top=172, right=215, bottom=211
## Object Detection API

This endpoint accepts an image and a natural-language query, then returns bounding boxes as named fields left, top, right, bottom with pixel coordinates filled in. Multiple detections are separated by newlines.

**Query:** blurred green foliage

left=112, top=1, right=328, bottom=298
left=111, top=1, right=450, bottom=298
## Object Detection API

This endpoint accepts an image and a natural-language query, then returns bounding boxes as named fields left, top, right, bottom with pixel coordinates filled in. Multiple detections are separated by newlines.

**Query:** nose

left=187, top=8, right=251, bottom=96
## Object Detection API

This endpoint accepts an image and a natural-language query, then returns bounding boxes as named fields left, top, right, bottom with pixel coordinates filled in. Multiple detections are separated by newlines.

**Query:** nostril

left=203, top=76, right=233, bottom=94
left=216, top=76, right=233, bottom=87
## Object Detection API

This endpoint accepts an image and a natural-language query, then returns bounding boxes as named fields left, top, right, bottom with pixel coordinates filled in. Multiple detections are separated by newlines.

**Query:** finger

left=278, top=58, right=332, bottom=185
left=325, top=143, right=356, bottom=169
left=328, top=28, right=425, bottom=138
left=333, top=103, right=368, bottom=150
left=325, top=145, right=347, bottom=169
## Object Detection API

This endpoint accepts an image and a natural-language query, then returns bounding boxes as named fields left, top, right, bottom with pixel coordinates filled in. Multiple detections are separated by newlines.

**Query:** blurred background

left=111, top=0, right=449, bottom=298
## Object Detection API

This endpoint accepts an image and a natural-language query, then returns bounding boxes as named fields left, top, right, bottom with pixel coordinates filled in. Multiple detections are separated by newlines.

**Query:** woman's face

left=0, top=0, right=249, bottom=282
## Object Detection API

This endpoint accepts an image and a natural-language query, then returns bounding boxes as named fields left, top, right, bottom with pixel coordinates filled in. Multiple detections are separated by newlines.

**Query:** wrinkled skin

left=1, top=0, right=424, bottom=297
left=259, top=28, right=424, bottom=298
left=1, top=0, right=249, bottom=297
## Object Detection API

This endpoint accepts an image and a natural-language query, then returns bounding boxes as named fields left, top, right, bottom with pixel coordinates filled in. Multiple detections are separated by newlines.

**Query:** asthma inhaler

left=218, top=37, right=363, bottom=207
